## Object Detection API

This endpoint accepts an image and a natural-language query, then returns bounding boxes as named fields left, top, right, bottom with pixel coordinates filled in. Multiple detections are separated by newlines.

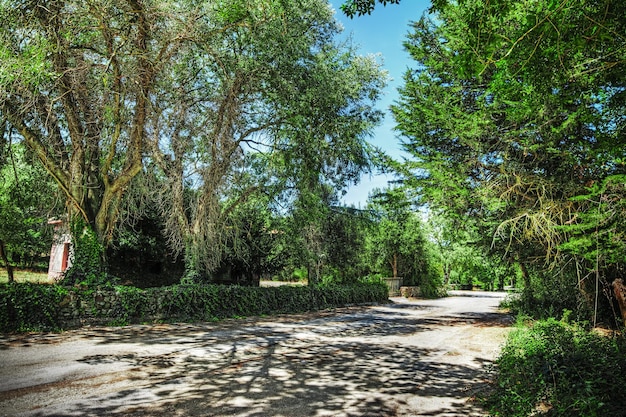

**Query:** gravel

left=0, top=290, right=512, bottom=417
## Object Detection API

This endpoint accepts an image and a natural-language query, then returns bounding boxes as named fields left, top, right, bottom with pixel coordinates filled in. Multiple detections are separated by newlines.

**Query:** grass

left=0, top=268, right=52, bottom=284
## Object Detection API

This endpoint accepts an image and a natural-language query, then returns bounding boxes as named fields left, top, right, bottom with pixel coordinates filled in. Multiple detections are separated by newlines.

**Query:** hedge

left=0, top=282, right=389, bottom=333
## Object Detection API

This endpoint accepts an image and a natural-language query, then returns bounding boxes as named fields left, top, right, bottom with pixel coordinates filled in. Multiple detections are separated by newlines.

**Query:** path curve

left=0, top=290, right=512, bottom=416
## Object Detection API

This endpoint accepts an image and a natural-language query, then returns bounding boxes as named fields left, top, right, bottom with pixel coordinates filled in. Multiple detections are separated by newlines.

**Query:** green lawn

left=0, top=268, right=52, bottom=284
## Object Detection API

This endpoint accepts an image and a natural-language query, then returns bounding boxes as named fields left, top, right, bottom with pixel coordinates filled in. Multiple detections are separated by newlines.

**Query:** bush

left=485, top=317, right=626, bottom=416
left=0, top=282, right=389, bottom=333
left=502, top=286, right=591, bottom=323
left=0, top=283, right=68, bottom=332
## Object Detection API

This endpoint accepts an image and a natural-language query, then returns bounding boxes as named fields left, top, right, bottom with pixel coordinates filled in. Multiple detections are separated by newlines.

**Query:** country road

left=0, top=291, right=513, bottom=417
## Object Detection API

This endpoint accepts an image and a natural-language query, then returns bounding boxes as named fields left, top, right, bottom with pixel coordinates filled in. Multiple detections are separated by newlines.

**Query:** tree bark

left=612, top=279, right=626, bottom=325
left=0, top=239, right=15, bottom=283
left=391, top=253, right=398, bottom=278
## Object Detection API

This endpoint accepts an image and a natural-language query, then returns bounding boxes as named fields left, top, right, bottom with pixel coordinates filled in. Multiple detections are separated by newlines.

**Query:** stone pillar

left=48, top=219, right=73, bottom=282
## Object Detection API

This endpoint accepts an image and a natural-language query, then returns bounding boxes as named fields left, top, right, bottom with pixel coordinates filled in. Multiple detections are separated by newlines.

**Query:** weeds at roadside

left=482, top=316, right=626, bottom=416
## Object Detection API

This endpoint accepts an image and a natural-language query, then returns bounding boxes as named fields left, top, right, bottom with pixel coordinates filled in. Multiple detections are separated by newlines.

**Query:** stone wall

left=56, top=288, right=179, bottom=328
left=399, top=286, right=421, bottom=298
left=383, top=277, right=403, bottom=296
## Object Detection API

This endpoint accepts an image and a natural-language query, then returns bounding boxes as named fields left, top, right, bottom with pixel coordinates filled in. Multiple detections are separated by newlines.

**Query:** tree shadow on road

left=2, top=301, right=511, bottom=416
left=34, top=338, right=495, bottom=417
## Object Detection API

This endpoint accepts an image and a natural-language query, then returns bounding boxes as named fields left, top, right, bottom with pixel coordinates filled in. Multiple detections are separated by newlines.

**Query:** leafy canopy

left=393, top=0, right=626, bottom=276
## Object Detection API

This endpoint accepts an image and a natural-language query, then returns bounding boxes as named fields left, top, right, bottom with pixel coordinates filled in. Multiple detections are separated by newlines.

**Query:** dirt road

left=0, top=291, right=512, bottom=416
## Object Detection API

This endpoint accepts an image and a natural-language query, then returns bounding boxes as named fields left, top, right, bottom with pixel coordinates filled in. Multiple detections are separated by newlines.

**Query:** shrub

left=485, top=317, right=626, bottom=416
left=0, top=283, right=68, bottom=332
left=502, top=286, right=591, bottom=323
left=0, top=282, right=388, bottom=332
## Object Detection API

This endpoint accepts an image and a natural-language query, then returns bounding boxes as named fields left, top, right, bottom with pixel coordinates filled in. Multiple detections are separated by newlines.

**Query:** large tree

left=0, top=0, right=175, bottom=245
left=393, top=0, right=626, bottom=314
left=145, top=0, right=386, bottom=277
left=0, top=0, right=386, bottom=278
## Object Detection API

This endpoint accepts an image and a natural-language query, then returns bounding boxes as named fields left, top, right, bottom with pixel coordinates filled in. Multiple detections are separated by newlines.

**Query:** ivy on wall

left=0, top=282, right=388, bottom=332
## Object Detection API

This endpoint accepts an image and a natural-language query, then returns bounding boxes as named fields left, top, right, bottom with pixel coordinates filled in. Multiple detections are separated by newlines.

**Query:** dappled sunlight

left=25, top=339, right=492, bottom=416
left=1, top=296, right=511, bottom=416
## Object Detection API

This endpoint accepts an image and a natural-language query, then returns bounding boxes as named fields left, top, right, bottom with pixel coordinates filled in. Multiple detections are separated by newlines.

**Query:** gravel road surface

left=0, top=290, right=512, bottom=416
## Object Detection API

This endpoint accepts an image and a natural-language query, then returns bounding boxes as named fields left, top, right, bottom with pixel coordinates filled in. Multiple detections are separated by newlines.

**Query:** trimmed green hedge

left=0, top=283, right=69, bottom=332
left=0, top=282, right=388, bottom=333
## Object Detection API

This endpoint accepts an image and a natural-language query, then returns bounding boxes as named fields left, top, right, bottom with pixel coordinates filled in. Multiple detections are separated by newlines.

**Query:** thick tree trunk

left=0, top=239, right=15, bottom=283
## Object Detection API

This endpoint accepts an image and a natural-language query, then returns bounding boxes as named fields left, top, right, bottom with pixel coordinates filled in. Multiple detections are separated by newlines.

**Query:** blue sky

left=328, top=0, right=431, bottom=207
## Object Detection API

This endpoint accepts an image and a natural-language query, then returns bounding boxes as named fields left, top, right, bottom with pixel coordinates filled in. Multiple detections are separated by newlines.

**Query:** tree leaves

left=394, top=0, right=626, bottom=293
left=340, top=0, right=401, bottom=18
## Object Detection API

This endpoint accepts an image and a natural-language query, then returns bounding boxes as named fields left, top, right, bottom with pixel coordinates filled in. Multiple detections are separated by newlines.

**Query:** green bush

left=0, top=283, right=68, bottom=332
left=0, top=282, right=389, bottom=333
left=61, top=219, right=113, bottom=287
left=502, top=285, right=591, bottom=323
left=485, top=317, right=626, bottom=417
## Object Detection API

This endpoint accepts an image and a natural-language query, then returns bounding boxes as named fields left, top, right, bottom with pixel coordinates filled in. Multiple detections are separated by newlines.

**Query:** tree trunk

left=0, top=239, right=15, bottom=283
left=519, top=262, right=531, bottom=296
left=612, top=279, right=626, bottom=325
left=307, top=264, right=317, bottom=286
left=391, top=253, right=398, bottom=278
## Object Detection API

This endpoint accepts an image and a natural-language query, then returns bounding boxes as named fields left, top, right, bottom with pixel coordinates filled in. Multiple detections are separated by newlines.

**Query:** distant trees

left=365, top=187, right=442, bottom=296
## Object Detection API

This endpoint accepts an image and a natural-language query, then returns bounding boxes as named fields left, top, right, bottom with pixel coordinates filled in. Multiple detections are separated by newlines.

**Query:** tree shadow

left=2, top=299, right=511, bottom=416
left=34, top=338, right=495, bottom=416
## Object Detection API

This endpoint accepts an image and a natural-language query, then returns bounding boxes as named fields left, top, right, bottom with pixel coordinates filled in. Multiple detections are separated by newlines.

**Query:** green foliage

left=61, top=219, right=112, bottom=287
left=559, top=177, right=626, bottom=268
left=107, top=211, right=184, bottom=287
left=504, top=289, right=586, bottom=323
left=0, top=282, right=388, bottom=332
left=498, top=261, right=616, bottom=324
left=211, top=194, right=285, bottom=285
left=0, top=142, right=58, bottom=269
left=149, top=0, right=386, bottom=277
left=485, top=318, right=626, bottom=417
left=292, top=267, right=308, bottom=282
left=364, top=187, right=443, bottom=294
left=276, top=185, right=375, bottom=286
left=0, top=283, right=68, bottom=332
left=111, top=285, right=148, bottom=324
left=341, top=0, right=401, bottom=18
left=322, top=205, right=372, bottom=283
left=1, top=0, right=386, bottom=277
left=393, top=0, right=626, bottom=316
